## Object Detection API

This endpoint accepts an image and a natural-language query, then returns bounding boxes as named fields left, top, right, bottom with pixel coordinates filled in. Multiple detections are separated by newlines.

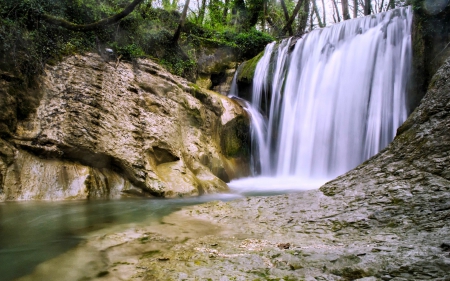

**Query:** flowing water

left=230, top=7, right=412, bottom=192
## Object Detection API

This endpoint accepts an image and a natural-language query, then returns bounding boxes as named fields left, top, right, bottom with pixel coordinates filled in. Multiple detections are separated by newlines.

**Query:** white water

left=230, top=7, right=412, bottom=193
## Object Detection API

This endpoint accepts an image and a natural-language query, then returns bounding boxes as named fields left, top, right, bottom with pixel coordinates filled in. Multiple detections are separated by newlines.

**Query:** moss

left=330, top=267, right=370, bottom=280
left=220, top=116, right=250, bottom=158
left=139, top=236, right=150, bottom=243
left=391, top=197, right=405, bottom=205
left=331, top=221, right=349, bottom=232
left=237, top=51, right=264, bottom=84
left=141, top=250, right=161, bottom=257
left=188, top=82, right=202, bottom=93
left=112, top=261, right=132, bottom=266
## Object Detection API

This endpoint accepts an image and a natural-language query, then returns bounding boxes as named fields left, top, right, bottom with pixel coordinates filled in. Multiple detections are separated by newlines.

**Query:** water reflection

left=0, top=194, right=242, bottom=281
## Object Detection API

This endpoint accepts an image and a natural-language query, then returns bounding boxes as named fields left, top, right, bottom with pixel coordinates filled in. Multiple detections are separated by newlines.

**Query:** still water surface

left=0, top=179, right=322, bottom=281
left=0, top=194, right=242, bottom=281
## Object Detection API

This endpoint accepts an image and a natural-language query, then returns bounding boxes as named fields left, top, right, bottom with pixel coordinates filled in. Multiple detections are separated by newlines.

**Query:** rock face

left=195, top=45, right=238, bottom=95
left=0, top=53, right=250, bottom=200
left=26, top=52, right=450, bottom=281
left=411, top=1, right=450, bottom=111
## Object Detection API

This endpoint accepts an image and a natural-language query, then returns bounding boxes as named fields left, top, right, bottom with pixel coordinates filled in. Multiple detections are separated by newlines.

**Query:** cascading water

left=229, top=7, right=412, bottom=193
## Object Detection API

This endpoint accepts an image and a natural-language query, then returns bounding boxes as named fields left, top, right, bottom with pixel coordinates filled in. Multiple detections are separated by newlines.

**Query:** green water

left=0, top=194, right=241, bottom=281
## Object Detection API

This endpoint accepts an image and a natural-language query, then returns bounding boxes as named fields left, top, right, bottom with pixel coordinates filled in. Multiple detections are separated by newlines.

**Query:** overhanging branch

left=41, top=0, right=145, bottom=31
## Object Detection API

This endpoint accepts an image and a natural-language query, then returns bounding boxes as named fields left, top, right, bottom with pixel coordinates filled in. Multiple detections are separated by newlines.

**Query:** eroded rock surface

left=0, top=53, right=250, bottom=200
left=19, top=54, right=450, bottom=281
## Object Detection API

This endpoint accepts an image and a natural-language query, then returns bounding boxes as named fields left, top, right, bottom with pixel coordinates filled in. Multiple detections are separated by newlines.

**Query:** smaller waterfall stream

left=229, top=7, right=412, bottom=194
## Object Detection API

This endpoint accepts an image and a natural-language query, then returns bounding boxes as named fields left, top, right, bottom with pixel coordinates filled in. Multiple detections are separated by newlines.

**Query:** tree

left=41, top=0, right=145, bottom=31
left=312, top=0, right=324, bottom=27
left=321, top=0, right=326, bottom=26
left=364, top=0, right=371, bottom=15
left=281, top=0, right=305, bottom=35
left=342, top=0, right=351, bottom=20
left=209, top=0, right=223, bottom=27
left=231, top=0, right=247, bottom=27
left=353, top=0, right=358, bottom=18
left=198, top=0, right=207, bottom=24
left=173, top=0, right=190, bottom=42
left=296, top=0, right=310, bottom=35
left=388, top=0, right=395, bottom=9
left=331, top=0, right=341, bottom=22
left=281, top=0, right=294, bottom=35
left=223, top=0, right=230, bottom=24
left=246, top=0, right=265, bottom=30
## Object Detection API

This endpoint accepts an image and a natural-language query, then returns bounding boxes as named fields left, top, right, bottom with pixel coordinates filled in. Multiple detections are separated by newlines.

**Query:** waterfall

left=229, top=7, right=412, bottom=193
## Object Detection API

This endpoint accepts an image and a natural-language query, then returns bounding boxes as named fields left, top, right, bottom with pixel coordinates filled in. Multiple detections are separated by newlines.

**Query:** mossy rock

left=237, top=51, right=264, bottom=85
left=220, top=115, right=250, bottom=158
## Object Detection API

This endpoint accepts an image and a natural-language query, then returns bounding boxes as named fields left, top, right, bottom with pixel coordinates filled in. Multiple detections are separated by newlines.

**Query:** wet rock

left=440, top=242, right=450, bottom=252
left=277, top=243, right=290, bottom=249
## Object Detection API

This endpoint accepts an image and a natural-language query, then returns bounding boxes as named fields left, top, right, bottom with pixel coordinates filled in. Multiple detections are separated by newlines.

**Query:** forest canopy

left=0, top=0, right=412, bottom=81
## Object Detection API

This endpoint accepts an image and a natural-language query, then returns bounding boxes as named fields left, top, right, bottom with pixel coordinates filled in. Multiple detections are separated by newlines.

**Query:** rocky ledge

left=0, top=54, right=250, bottom=200
left=17, top=55, right=450, bottom=281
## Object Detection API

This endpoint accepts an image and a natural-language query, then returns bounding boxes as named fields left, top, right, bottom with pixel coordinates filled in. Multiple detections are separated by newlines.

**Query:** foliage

left=233, top=29, right=274, bottom=59
left=0, top=0, right=276, bottom=82
left=237, top=51, right=265, bottom=83
left=183, top=23, right=274, bottom=60
left=0, top=1, right=190, bottom=79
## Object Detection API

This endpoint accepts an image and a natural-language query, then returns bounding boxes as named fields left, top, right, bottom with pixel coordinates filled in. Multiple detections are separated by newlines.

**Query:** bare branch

left=41, top=0, right=145, bottom=32
left=281, top=0, right=305, bottom=35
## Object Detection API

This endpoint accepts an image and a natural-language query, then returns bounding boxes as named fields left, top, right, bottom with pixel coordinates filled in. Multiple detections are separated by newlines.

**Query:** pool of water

left=229, top=176, right=328, bottom=196
left=0, top=194, right=242, bottom=281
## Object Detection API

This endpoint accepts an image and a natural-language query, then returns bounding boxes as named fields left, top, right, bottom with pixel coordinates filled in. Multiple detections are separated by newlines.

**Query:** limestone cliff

left=0, top=53, right=250, bottom=200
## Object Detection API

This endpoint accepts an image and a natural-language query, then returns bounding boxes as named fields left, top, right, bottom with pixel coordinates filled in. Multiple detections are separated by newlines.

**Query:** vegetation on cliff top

left=0, top=0, right=274, bottom=81
left=0, top=0, right=418, bottom=84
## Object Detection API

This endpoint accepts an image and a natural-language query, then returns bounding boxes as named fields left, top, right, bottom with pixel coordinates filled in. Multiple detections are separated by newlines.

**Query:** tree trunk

left=172, top=0, right=190, bottom=43
left=233, top=0, right=247, bottom=29
left=280, top=0, right=294, bottom=35
left=198, top=0, right=207, bottom=25
left=378, top=0, right=384, bottom=12
left=321, top=0, right=326, bottom=26
left=41, top=0, right=145, bottom=32
left=388, top=0, right=395, bottom=10
left=246, top=0, right=264, bottom=30
left=331, top=0, right=341, bottom=22
left=312, top=0, right=324, bottom=27
left=341, top=0, right=350, bottom=20
left=353, top=0, right=358, bottom=18
left=266, top=15, right=281, bottom=34
left=364, top=0, right=371, bottom=15
left=223, top=0, right=230, bottom=25
left=262, top=0, right=267, bottom=31
left=296, top=0, right=310, bottom=35
left=281, top=0, right=305, bottom=35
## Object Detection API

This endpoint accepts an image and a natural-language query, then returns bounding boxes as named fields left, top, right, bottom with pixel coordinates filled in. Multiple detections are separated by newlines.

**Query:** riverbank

left=17, top=55, right=450, bottom=281
left=17, top=187, right=449, bottom=281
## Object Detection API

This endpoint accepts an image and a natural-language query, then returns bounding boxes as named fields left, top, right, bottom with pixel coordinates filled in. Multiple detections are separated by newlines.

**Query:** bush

left=234, top=29, right=274, bottom=60
left=183, top=24, right=274, bottom=60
